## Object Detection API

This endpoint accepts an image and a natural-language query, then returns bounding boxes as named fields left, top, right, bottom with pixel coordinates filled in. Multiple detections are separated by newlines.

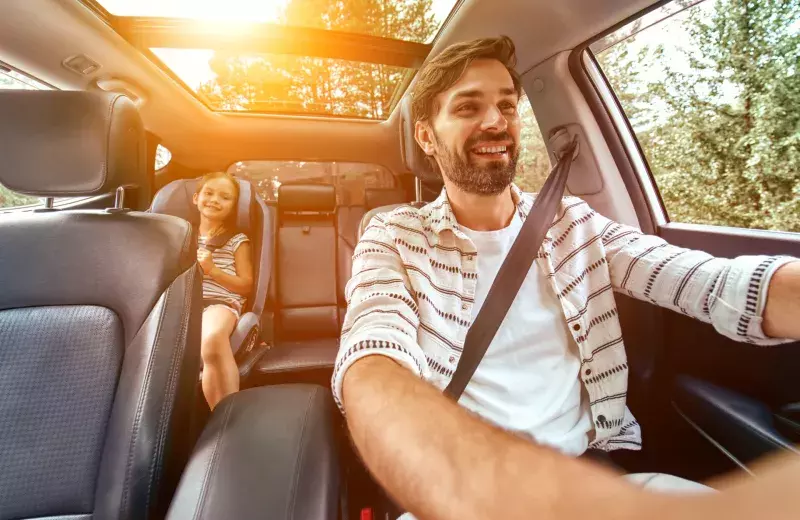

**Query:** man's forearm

left=763, top=261, right=800, bottom=339
left=341, top=355, right=645, bottom=520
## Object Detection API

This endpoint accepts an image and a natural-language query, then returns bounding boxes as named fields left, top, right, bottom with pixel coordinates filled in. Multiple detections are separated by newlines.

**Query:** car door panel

left=673, top=376, right=800, bottom=471
left=653, top=223, right=800, bottom=477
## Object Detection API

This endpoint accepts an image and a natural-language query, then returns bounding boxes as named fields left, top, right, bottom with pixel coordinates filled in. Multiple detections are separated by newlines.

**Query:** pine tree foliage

left=598, top=0, right=800, bottom=231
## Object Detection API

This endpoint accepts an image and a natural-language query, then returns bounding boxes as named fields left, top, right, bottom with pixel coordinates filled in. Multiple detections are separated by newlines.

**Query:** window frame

left=573, top=0, right=800, bottom=236
left=226, top=159, right=399, bottom=205
left=76, top=0, right=467, bottom=120
left=581, top=51, right=668, bottom=227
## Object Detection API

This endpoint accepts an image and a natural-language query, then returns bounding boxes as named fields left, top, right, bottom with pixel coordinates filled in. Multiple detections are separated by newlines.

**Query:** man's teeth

left=475, top=145, right=507, bottom=154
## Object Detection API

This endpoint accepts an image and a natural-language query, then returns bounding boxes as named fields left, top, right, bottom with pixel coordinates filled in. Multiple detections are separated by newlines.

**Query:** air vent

left=62, top=54, right=101, bottom=76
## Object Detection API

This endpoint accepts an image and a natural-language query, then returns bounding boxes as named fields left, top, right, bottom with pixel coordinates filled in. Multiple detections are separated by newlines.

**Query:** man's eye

left=500, top=102, right=518, bottom=114
left=457, top=103, right=477, bottom=114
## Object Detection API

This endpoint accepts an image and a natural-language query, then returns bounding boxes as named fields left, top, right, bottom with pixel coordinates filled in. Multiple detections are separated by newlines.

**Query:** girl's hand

left=197, top=248, right=215, bottom=274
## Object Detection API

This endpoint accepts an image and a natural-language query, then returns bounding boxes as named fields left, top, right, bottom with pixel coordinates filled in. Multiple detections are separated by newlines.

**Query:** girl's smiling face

left=193, top=177, right=238, bottom=222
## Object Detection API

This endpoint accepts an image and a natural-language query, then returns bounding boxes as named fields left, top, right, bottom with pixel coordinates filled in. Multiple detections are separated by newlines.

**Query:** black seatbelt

left=197, top=229, right=238, bottom=252
left=443, top=135, right=579, bottom=401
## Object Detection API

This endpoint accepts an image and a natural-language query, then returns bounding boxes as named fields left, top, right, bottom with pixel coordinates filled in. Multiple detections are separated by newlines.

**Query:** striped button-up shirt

left=332, top=185, right=794, bottom=451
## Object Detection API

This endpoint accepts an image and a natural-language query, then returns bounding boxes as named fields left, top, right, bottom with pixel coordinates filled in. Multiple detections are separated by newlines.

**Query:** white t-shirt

left=459, top=212, right=592, bottom=456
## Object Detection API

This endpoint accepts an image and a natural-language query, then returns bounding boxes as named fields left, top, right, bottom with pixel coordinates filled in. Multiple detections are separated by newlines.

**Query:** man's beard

left=434, top=130, right=519, bottom=195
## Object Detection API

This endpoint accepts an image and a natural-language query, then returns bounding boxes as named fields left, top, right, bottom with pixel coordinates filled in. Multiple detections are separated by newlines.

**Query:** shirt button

left=596, top=415, right=607, bottom=426
left=572, top=323, right=581, bottom=331
left=585, top=368, right=592, bottom=376
left=449, top=355, right=455, bottom=363
left=461, top=302, right=468, bottom=311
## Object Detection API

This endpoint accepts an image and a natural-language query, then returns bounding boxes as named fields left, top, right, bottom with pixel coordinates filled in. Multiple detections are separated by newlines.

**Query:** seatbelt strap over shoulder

left=443, top=134, right=579, bottom=401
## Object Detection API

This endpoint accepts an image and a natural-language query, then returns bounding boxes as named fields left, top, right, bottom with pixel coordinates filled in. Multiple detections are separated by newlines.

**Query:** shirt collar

left=420, top=183, right=534, bottom=242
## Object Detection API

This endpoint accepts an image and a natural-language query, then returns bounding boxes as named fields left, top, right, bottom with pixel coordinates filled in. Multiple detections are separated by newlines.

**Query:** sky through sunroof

left=95, top=0, right=458, bottom=43
left=95, top=0, right=459, bottom=118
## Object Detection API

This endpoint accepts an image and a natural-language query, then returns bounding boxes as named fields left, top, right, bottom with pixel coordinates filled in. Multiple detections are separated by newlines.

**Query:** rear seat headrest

left=0, top=91, right=147, bottom=200
left=365, top=188, right=407, bottom=210
left=400, top=96, right=440, bottom=184
left=278, top=184, right=336, bottom=213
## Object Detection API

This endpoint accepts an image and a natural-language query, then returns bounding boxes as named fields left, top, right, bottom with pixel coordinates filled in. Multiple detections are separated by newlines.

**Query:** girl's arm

left=208, top=242, right=254, bottom=297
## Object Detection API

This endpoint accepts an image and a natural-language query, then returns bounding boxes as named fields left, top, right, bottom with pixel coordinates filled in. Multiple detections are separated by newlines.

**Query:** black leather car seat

left=0, top=91, right=202, bottom=519
left=150, top=177, right=274, bottom=377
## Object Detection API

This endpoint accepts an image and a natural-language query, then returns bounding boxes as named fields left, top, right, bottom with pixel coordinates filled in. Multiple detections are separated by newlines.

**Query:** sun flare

left=98, top=0, right=288, bottom=22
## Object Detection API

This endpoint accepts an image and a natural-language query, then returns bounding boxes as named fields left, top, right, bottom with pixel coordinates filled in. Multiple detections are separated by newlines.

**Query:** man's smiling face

left=416, top=58, right=521, bottom=195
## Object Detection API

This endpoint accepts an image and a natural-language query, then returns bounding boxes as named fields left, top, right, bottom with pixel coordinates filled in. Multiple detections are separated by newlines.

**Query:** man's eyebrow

left=451, top=87, right=517, bottom=100
left=452, top=89, right=484, bottom=100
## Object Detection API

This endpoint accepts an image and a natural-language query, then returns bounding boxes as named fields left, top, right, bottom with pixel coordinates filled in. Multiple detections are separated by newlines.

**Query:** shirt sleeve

left=229, top=233, right=250, bottom=252
left=596, top=213, right=795, bottom=345
left=331, top=216, right=430, bottom=414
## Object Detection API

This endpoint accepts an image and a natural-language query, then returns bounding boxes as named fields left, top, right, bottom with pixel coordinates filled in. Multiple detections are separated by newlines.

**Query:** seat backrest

left=336, top=205, right=364, bottom=319
left=150, top=177, right=274, bottom=317
left=365, top=187, right=407, bottom=211
left=276, top=184, right=340, bottom=340
left=0, top=90, right=202, bottom=519
left=337, top=188, right=408, bottom=310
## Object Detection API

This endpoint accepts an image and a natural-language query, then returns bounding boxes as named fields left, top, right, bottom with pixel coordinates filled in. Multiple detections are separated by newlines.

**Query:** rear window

left=228, top=161, right=396, bottom=205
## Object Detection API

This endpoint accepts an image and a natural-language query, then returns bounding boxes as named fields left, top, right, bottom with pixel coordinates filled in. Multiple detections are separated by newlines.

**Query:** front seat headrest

left=400, top=95, right=440, bottom=184
left=150, top=177, right=257, bottom=232
left=278, top=184, right=336, bottom=213
left=0, top=90, right=148, bottom=200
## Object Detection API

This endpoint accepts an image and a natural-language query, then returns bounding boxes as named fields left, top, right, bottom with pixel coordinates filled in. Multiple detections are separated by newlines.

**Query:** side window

left=594, top=0, right=800, bottom=232
left=0, top=64, right=51, bottom=210
left=515, top=94, right=551, bottom=193
left=155, top=144, right=172, bottom=171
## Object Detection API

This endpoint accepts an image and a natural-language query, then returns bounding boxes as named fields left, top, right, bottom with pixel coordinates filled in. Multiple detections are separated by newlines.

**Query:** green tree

left=514, top=96, right=551, bottom=193
left=198, top=0, right=438, bottom=118
left=0, top=185, right=39, bottom=209
left=598, top=0, right=800, bottom=232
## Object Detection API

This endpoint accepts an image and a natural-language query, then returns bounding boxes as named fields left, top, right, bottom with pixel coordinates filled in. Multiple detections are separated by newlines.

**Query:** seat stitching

left=100, top=94, right=119, bottom=191
left=195, top=396, right=236, bottom=520
left=286, top=388, right=317, bottom=520
left=121, top=282, right=170, bottom=514
left=145, top=267, right=196, bottom=512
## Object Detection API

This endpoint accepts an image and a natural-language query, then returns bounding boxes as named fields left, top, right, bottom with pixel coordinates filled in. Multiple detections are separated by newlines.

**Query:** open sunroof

left=85, top=0, right=462, bottom=119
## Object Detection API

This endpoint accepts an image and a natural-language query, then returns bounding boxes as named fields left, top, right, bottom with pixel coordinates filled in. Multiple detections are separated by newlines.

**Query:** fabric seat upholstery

left=0, top=90, right=202, bottom=519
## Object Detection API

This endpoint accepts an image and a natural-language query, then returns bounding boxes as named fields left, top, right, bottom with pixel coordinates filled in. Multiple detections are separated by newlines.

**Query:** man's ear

left=192, top=192, right=199, bottom=205
left=414, top=120, right=437, bottom=156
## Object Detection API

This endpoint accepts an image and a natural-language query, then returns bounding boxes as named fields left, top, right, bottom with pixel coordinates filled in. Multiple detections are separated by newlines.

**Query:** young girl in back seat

left=193, top=172, right=254, bottom=410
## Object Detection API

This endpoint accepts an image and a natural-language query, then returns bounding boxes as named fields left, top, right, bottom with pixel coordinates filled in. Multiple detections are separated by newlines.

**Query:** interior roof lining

left=0, top=0, right=663, bottom=171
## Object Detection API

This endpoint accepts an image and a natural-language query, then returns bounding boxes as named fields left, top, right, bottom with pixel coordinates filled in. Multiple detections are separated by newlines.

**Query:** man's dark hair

left=410, top=36, right=522, bottom=126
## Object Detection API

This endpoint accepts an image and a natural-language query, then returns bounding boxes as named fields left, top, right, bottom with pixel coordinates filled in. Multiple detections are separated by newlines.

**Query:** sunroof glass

left=152, top=48, right=411, bottom=118
left=94, top=0, right=460, bottom=44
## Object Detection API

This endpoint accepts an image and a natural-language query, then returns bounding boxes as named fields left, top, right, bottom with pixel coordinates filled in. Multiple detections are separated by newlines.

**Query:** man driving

left=333, top=36, right=800, bottom=519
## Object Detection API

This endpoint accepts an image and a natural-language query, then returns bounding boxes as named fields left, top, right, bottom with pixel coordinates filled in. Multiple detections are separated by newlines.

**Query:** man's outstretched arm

left=343, top=355, right=800, bottom=520
left=592, top=204, right=800, bottom=344
left=342, top=354, right=644, bottom=520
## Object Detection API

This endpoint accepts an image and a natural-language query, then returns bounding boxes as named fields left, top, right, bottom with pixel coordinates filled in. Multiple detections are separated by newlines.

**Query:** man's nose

left=481, top=105, right=508, bottom=133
